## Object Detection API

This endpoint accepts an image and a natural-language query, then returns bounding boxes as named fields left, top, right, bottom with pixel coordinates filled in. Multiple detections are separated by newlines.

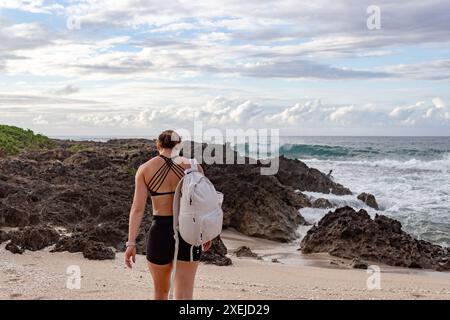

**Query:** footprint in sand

left=10, top=293, right=22, bottom=299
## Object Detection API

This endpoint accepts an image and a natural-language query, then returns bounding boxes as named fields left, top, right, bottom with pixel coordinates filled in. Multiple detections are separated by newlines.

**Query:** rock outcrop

left=200, top=236, right=232, bottom=266
left=52, top=235, right=88, bottom=253
left=191, top=142, right=312, bottom=241
left=208, top=170, right=308, bottom=242
left=6, top=226, right=60, bottom=253
left=0, top=230, right=10, bottom=243
left=300, top=206, right=450, bottom=271
left=351, top=258, right=369, bottom=269
left=235, top=246, right=258, bottom=258
left=5, top=242, right=24, bottom=254
left=275, top=156, right=352, bottom=195
left=0, top=202, right=31, bottom=227
left=311, top=198, right=334, bottom=209
left=82, top=241, right=115, bottom=260
left=0, top=137, right=354, bottom=263
left=357, top=192, right=379, bottom=210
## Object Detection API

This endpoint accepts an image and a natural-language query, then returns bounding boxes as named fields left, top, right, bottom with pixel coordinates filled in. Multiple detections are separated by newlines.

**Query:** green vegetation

left=0, top=124, right=54, bottom=156
left=125, top=166, right=138, bottom=176
left=69, top=143, right=94, bottom=153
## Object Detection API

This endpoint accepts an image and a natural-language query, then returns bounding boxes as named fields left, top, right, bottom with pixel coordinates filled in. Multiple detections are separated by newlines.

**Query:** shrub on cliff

left=0, top=124, right=53, bottom=156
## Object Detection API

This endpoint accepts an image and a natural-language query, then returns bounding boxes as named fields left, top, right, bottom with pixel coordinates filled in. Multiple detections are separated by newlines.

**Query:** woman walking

left=124, top=130, right=211, bottom=300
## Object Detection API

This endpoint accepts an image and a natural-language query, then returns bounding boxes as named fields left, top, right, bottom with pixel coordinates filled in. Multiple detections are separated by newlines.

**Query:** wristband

left=126, top=241, right=136, bottom=247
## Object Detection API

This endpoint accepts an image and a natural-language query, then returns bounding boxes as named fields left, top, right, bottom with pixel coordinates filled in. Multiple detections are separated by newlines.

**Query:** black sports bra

left=146, top=155, right=185, bottom=197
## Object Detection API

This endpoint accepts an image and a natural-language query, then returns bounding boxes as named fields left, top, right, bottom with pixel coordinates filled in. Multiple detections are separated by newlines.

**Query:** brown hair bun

left=156, top=130, right=181, bottom=149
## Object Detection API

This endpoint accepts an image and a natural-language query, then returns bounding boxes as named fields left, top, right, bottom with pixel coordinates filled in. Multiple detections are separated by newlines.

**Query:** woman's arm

left=125, top=166, right=148, bottom=268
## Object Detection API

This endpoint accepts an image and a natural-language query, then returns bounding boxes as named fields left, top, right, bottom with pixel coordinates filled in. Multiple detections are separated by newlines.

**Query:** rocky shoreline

left=1, top=138, right=449, bottom=271
left=0, top=139, right=343, bottom=262
left=300, top=207, right=450, bottom=271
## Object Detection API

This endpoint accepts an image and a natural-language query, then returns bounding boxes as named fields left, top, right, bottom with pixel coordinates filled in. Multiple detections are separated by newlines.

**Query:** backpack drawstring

left=169, top=227, right=179, bottom=300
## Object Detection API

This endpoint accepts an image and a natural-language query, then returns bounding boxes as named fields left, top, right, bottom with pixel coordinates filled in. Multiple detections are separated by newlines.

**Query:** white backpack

left=170, top=158, right=223, bottom=297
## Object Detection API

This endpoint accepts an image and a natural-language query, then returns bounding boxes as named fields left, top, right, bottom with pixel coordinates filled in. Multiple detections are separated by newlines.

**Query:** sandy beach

left=2, top=0, right=450, bottom=306
left=1, top=229, right=450, bottom=300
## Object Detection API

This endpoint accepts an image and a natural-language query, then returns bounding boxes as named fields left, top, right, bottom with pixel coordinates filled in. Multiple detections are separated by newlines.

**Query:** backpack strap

left=190, top=158, right=198, bottom=170
left=185, top=158, right=198, bottom=174
left=169, top=230, right=179, bottom=300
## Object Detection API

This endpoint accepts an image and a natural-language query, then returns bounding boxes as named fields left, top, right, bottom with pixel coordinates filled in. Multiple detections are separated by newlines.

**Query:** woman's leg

left=174, top=260, right=199, bottom=300
left=148, top=262, right=173, bottom=300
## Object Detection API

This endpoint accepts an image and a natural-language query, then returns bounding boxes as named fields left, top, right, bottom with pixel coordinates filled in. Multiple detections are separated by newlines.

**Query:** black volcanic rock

left=191, top=143, right=311, bottom=241
left=65, top=151, right=113, bottom=170
left=311, top=198, right=334, bottom=209
left=235, top=246, right=258, bottom=258
left=276, top=156, right=352, bottom=195
left=438, top=260, right=450, bottom=271
left=0, top=203, right=30, bottom=227
left=357, top=192, right=379, bottom=209
left=0, top=180, right=16, bottom=198
left=300, top=206, right=450, bottom=271
left=200, top=236, right=232, bottom=266
left=8, top=226, right=60, bottom=251
left=52, top=235, right=87, bottom=253
left=351, top=258, right=368, bottom=269
left=80, top=222, right=128, bottom=249
left=5, top=242, right=24, bottom=254
left=208, top=169, right=308, bottom=242
left=0, top=137, right=352, bottom=264
left=0, top=230, right=11, bottom=243
left=82, top=241, right=115, bottom=260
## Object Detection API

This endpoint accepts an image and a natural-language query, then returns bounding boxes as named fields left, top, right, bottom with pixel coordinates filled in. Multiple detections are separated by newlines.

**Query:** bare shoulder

left=138, top=156, right=164, bottom=174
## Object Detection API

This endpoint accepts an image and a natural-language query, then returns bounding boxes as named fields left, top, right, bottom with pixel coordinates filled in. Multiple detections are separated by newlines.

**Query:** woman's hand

left=125, top=245, right=137, bottom=268
left=202, top=240, right=212, bottom=252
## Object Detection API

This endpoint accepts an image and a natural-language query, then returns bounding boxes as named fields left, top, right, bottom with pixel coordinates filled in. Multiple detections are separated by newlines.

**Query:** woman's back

left=141, top=154, right=192, bottom=215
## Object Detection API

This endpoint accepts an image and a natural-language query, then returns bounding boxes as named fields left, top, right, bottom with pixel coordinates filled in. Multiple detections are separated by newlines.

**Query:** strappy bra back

left=146, top=155, right=185, bottom=197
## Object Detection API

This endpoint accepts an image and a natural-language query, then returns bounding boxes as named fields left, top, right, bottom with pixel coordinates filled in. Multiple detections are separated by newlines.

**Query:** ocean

left=56, top=135, right=450, bottom=247
left=278, top=136, right=450, bottom=247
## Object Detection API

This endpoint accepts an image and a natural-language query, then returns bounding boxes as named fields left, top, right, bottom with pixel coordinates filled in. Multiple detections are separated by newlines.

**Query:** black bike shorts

left=146, top=215, right=202, bottom=265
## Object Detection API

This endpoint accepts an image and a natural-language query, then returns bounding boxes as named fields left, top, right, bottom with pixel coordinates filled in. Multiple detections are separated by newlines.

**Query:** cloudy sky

left=0, top=0, right=449, bottom=136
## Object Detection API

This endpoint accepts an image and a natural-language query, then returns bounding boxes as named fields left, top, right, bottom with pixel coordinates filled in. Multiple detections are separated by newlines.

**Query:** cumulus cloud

left=66, top=113, right=134, bottom=128
left=62, top=97, right=265, bottom=129
left=16, top=96, right=446, bottom=133
left=432, top=97, right=446, bottom=109
left=329, top=105, right=356, bottom=123
left=264, top=100, right=328, bottom=125
left=389, top=99, right=450, bottom=125
left=2, top=94, right=448, bottom=136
